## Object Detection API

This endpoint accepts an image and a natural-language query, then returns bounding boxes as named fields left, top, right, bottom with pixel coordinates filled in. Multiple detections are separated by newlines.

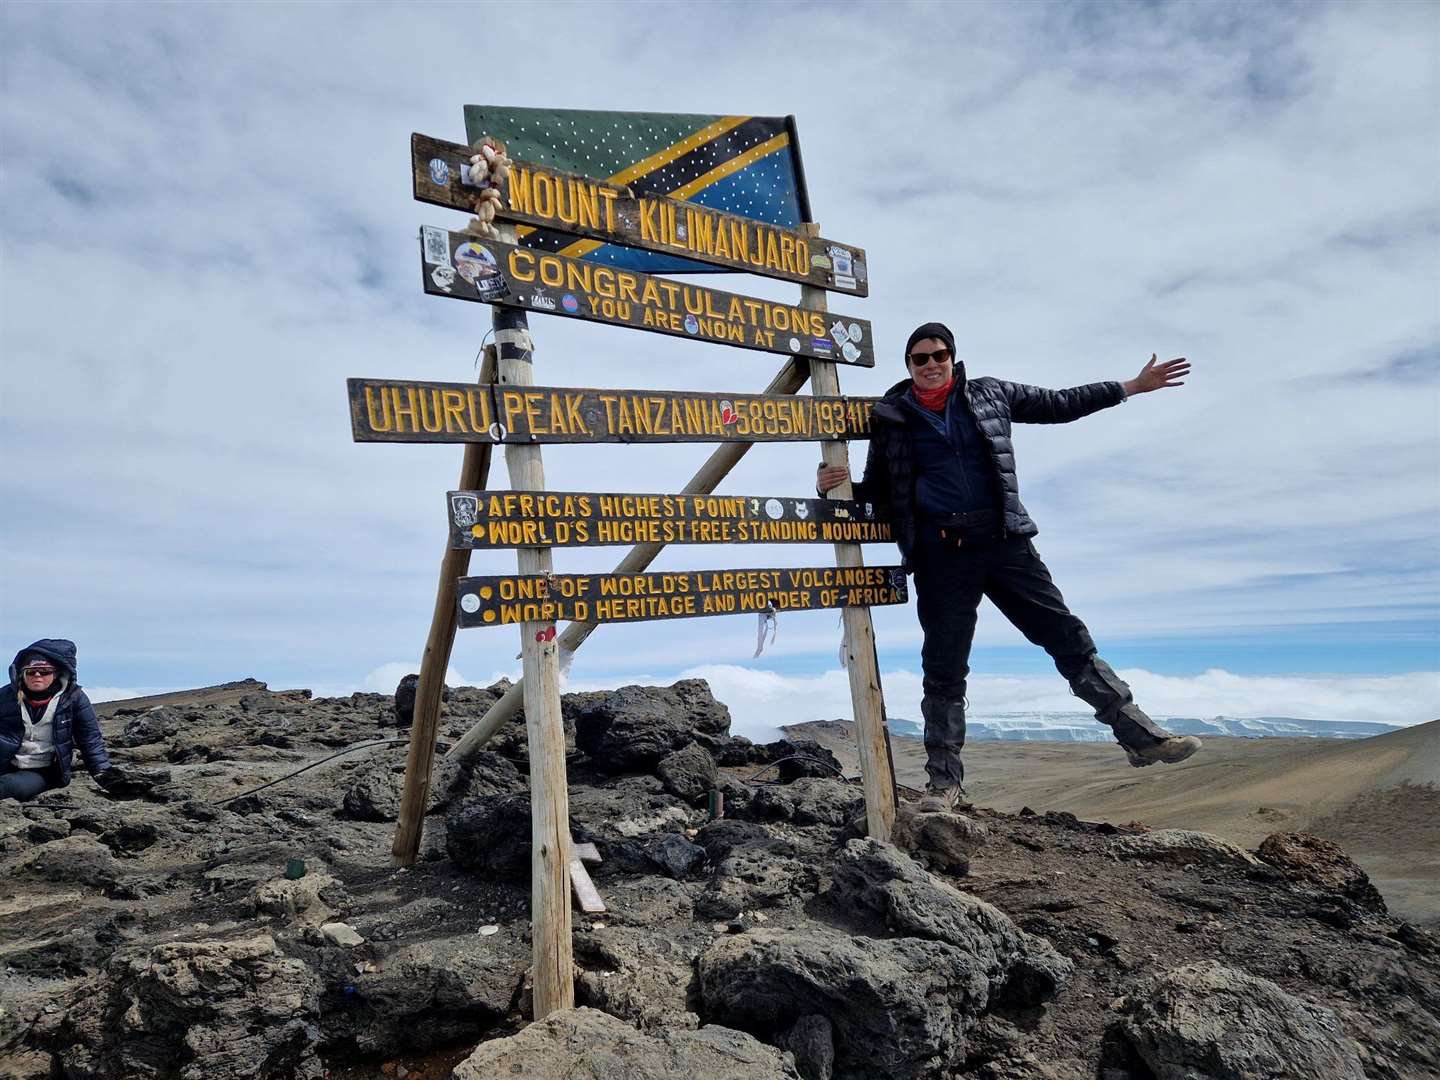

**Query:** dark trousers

left=0, top=762, right=62, bottom=802
left=912, top=535, right=1163, bottom=788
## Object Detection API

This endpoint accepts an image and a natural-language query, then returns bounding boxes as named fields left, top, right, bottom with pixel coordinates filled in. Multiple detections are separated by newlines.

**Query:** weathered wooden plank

left=412, top=133, right=869, bottom=297
left=456, top=565, right=907, bottom=629
left=446, top=489, right=891, bottom=549
left=419, top=226, right=875, bottom=367
left=391, top=346, right=498, bottom=868
left=348, top=378, right=879, bottom=444
left=569, top=856, right=606, bottom=914
left=573, top=841, right=602, bottom=865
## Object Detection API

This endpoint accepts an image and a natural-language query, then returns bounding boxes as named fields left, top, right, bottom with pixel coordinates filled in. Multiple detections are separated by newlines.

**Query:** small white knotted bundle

left=465, top=137, right=511, bottom=240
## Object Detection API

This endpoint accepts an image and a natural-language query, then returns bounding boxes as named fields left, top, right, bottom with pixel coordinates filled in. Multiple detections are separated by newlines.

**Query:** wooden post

left=392, top=346, right=498, bottom=866
left=443, top=357, right=811, bottom=766
left=493, top=223, right=573, bottom=1016
left=801, top=223, right=896, bottom=841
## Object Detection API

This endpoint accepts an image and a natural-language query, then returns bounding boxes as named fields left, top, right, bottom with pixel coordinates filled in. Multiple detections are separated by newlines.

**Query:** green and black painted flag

left=464, top=107, right=810, bottom=275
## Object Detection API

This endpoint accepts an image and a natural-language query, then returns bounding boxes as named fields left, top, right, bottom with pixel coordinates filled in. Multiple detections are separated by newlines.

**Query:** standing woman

left=0, top=639, right=118, bottom=801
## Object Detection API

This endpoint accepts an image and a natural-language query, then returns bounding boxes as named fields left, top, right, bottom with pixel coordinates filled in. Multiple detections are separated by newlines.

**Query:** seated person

left=1, top=639, right=119, bottom=802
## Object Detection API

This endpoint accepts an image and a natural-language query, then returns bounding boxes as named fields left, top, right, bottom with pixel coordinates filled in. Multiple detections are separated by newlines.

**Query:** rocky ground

left=1, top=680, right=1437, bottom=1079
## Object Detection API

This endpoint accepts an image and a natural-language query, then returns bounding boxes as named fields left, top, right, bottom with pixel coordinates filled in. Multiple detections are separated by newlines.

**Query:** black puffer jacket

left=0, top=638, right=111, bottom=785
left=854, top=364, right=1126, bottom=564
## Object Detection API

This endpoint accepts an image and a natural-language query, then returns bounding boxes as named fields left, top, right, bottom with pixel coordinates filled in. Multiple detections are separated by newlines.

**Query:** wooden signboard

left=446, top=490, right=892, bottom=548
left=456, top=565, right=908, bottom=628
left=419, top=227, right=875, bottom=366
left=412, top=133, right=869, bottom=297
left=348, top=378, right=880, bottom=445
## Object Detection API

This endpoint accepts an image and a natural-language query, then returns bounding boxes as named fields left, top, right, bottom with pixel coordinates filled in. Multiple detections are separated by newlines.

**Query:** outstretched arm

left=1122, top=354, right=1190, bottom=398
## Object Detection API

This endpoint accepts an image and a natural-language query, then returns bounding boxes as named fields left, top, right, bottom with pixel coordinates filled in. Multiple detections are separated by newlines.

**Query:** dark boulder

left=699, top=927, right=987, bottom=1080
left=656, top=743, right=718, bottom=803
left=1117, top=960, right=1367, bottom=1079
left=446, top=794, right=532, bottom=880
left=643, top=833, right=708, bottom=879
left=1257, top=832, right=1387, bottom=913
left=752, top=738, right=842, bottom=781
left=56, top=934, right=322, bottom=1080
left=830, top=839, right=1071, bottom=1007
left=751, top=778, right=861, bottom=827
left=780, top=1014, right=835, bottom=1080
left=574, top=680, right=731, bottom=773
left=393, top=673, right=419, bottom=727
left=453, top=1007, right=799, bottom=1079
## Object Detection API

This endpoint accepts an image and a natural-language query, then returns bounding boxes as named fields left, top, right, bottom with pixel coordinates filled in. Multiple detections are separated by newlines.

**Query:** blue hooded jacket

left=0, top=638, right=111, bottom=785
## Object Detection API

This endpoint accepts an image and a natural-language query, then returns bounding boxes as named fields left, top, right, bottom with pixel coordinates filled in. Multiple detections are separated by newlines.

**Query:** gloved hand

left=93, top=766, right=125, bottom=792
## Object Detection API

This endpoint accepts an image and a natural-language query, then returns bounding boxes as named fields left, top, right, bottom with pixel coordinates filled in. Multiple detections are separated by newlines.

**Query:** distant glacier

left=883, top=713, right=1401, bottom=741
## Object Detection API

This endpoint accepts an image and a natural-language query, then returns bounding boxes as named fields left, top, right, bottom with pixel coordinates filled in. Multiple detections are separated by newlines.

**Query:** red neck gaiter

left=913, top=377, right=954, bottom=413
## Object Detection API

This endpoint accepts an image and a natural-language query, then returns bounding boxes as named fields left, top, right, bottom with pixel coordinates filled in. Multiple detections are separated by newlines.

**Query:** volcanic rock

left=830, top=839, right=1071, bottom=1007
left=446, top=793, right=532, bottom=880
left=889, top=804, right=989, bottom=874
left=750, top=777, right=862, bottom=826
left=453, top=1006, right=799, bottom=1079
left=21, top=835, right=118, bottom=892
left=575, top=926, right=704, bottom=1032
left=56, top=933, right=322, bottom=1080
left=393, top=673, right=419, bottom=726
left=656, top=742, right=719, bottom=803
left=1108, top=828, right=1261, bottom=870
left=698, top=926, right=988, bottom=1079
left=755, top=737, right=842, bottom=781
left=643, top=833, right=707, bottom=879
left=1257, top=831, right=1387, bottom=912
left=779, top=1014, right=835, bottom=1080
left=1117, top=960, right=1367, bottom=1079
left=573, top=680, right=731, bottom=773
left=695, top=823, right=817, bottom=920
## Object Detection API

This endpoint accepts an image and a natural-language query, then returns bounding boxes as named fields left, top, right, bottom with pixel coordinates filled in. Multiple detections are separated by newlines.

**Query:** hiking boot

left=1124, top=735, right=1203, bottom=768
left=918, top=784, right=973, bottom=813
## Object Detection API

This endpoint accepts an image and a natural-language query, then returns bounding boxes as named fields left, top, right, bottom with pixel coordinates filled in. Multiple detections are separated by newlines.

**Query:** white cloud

left=2, top=2, right=1436, bottom=691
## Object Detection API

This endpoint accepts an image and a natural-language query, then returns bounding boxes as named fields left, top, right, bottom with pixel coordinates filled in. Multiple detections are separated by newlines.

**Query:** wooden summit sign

left=420, top=226, right=875, bottom=366
left=446, top=489, right=892, bottom=548
left=412, top=133, right=869, bottom=297
left=348, top=379, right=880, bottom=444
left=456, top=565, right=907, bottom=628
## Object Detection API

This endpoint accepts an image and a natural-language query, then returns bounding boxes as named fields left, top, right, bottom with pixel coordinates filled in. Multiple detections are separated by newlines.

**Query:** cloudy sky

left=2, top=1, right=1436, bottom=737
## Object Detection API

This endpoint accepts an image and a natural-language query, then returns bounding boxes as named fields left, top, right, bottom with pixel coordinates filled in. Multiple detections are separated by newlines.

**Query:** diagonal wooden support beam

left=392, top=346, right=498, bottom=866
left=442, top=356, right=811, bottom=768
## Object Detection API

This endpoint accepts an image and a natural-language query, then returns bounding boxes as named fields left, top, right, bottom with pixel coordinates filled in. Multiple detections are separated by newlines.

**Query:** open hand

left=1124, top=353, right=1190, bottom=396
left=816, top=463, right=850, bottom=495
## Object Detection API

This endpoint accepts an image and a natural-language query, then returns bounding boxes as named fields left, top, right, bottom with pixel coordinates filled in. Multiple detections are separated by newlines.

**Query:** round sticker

left=428, top=158, right=450, bottom=186
left=460, top=593, right=481, bottom=614
left=847, top=322, right=863, bottom=343
left=842, top=342, right=861, bottom=362
left=789, top=337, right=801, bottom=352
left=453, top=242, right=499, bottom=285
left=487, top=422, right=507, bottom=441
left=683, top=313, right=700, bottom=335
left=561, top=294, right=580, bottom=313
left=764, top=498, right=784, bottom=520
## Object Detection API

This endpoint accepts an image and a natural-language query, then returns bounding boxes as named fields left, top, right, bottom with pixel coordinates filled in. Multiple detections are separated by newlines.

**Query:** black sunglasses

left=908, top=347, right=952, bottom=367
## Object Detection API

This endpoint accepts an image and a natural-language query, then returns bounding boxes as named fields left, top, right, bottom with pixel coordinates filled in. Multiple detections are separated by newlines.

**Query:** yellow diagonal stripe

left=519, top=118, right=748, bottom=246
left=665, top=131, right=788, bottom=202
left=609, top=115, right=750, bottom=187
left=555, top=132, right=791, bottom=260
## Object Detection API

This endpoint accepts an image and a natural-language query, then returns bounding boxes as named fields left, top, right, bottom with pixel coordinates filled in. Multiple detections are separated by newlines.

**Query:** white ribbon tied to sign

left=753, top=602, right=778, bottom=658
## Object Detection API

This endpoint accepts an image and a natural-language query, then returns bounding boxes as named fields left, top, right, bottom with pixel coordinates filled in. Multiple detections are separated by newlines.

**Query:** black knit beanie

left=904, top=321, right=955, bottom=365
